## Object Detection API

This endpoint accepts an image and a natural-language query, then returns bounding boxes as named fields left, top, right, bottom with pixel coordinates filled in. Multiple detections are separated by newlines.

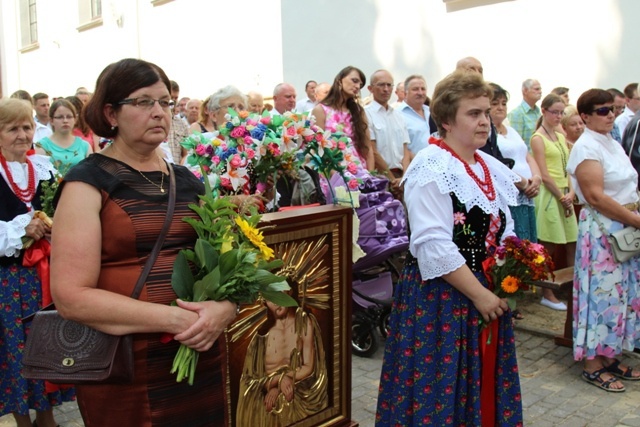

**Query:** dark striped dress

left=62, top=154, right=227, bottom=427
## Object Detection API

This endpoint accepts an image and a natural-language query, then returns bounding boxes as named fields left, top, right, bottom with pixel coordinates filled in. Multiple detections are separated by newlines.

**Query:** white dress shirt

left=365, top=100, right=410, bottom=170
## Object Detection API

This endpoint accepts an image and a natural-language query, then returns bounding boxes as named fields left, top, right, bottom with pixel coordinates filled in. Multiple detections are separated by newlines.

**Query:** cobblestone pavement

left=4, top=327, right=640, bottom=426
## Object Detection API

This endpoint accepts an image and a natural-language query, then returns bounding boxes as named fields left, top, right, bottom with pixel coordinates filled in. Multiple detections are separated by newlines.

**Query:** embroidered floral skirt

left=376, top=261, right=522, bottom=426
left=0, top=262, right=75, bottom=416
left=573, top=208, right=640, bottom=361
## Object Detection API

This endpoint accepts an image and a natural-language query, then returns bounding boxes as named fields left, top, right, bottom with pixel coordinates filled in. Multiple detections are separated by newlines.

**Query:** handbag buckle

left=62, top=357, right=75, bottom=367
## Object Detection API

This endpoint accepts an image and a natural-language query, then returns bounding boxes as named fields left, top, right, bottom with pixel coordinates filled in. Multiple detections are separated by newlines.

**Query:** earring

left=111, top=125, right=117, bottom=130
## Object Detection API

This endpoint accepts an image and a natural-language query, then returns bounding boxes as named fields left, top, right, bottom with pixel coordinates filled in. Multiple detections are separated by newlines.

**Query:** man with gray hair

left=365, top=70, right=411, bottom=180
left=398, top=75, right=431, bottom=156
left=271, top=83, right=297, bottom=116
left=508, top=78, right=542, bottom=147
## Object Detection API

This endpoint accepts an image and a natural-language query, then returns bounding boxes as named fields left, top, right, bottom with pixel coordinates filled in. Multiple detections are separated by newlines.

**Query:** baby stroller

left=329, top=171, right=409, bottom=357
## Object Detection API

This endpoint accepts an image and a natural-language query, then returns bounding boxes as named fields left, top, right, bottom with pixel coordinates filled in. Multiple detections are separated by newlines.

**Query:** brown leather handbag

left=22, top=162, right=176, bottom=384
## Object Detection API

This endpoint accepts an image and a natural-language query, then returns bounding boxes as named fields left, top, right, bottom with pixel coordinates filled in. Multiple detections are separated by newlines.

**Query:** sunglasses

left=591, top=106, right=615, bottom=116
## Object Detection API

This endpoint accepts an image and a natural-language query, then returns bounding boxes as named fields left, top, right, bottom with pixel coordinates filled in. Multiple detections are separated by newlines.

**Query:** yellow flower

left=212, top=138, right=222, bottom=146
left=220, top=232, right=234, bottom=254
left=235, top=217, right=274, bottom=259
left=534, top=255, right=545, bottom=264
left=500, top=276, right=520, bottom=294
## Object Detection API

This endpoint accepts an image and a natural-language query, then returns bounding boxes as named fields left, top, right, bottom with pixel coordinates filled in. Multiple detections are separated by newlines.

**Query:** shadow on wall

left=600, top=0, right=638, bottom=89
left=281, top=0, right=438, bottom=98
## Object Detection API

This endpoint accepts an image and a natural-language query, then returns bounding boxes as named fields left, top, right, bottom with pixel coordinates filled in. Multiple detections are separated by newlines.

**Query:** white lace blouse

left=0, top=154, right=56, bottom=257
left=402, top=144, right=520, bottom=280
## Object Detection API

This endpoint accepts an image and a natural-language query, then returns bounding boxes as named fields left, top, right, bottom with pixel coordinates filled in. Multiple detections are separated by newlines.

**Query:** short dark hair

left=170, top=80, right=180, bottom=92
left=576, top=89, right=614, bottom=116
left=431, top=71, right=493, bottom=138
left=607, top=88, right=624, bottom=99
left=305, top=80, right=317, bottom=90
left=32, top=92, right=49, bottom=104
left=623, top=83, right=638, bottom=99
left=489, top=83, right=509, bottom=102
left=84, top=58, right=171, bottom=138
left=551, top=86, right=569, bottom=96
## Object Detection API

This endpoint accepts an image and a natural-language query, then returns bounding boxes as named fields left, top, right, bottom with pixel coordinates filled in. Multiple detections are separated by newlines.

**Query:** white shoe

left=540, top=297, right=567, bottom=311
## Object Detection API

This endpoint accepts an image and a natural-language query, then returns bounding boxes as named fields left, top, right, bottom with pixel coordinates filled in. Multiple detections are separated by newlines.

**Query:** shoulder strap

left=584, top=204, right=609, bottom=237
left=130, top=161, right=176, bottom=299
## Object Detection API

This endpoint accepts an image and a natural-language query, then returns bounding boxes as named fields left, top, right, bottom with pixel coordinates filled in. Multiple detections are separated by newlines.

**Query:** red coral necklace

left=439, top=141, right=496, bottom=201
left=0, top=152, right=36, bottom=210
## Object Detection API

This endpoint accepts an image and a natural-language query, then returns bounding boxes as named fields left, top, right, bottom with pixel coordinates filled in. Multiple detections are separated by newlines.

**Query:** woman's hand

left=560, top=190, right=575, bottom=209
left=472, top=288, right=508, bottom=323
left=24, top=217, right=49, bottom=241
left=173, top=299, right=237, bottom=352
left=523, top=175, right=541, bottom=199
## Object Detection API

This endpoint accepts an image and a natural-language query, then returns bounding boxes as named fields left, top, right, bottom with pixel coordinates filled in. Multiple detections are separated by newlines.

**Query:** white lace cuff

left=0, top=213, right=32, bottom=257
left=414, top=241, right=465, bottom=281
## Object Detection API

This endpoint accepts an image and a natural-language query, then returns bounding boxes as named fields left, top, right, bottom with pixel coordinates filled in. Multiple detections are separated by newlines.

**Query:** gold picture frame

left=223, top=205, right=356, bottom=427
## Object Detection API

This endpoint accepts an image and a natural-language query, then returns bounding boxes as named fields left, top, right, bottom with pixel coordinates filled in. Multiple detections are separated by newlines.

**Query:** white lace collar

left=403, top=143, right=520, bottom=215
left=0, top=154, right=56, bottom=187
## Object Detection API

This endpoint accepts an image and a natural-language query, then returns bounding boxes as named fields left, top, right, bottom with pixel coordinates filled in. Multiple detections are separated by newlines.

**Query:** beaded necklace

left=541, top=126, right=567, bottom=178
left=0, top=152, right=37, bottom=210
left=439, top=141, right=496, bottom=201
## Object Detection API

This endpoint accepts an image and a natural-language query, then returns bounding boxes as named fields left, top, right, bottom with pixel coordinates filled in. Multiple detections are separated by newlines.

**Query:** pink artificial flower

left=229, top=154, right=242, bottom=168
left=245, top=148, right=256, bottom=159
left=530, top=243, right=545, bottom=254
left=195, top=144, right=207, bottom=156
left=347, top=162, right=358, bottom=174
left=212, top=155, right=221, bottom=165
left=260, top=116, right=271, bottom=125
left=255, top=182, right=267, bottom=194
left=348, top=179, right=359, bottom=190
left=286, top=126, right=296, bottom=136
left=244, top=135, right=253, bottom=145
left=230, top=126, right=246, bottom=138
left=220, top=177, right=232, bottom=188
left=338, top=141, right=347, bottom=150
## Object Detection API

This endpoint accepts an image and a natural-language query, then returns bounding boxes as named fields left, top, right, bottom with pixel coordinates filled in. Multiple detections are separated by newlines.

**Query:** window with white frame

left=78, top=0, right=103, bottom=30
left=19, top=0, right=38, bottom=48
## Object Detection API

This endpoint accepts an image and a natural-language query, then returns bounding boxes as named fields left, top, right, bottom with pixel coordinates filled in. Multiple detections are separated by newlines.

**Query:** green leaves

left=261, top=289, right=297, bottom=307
left=171, top=251, right=194, bottom=300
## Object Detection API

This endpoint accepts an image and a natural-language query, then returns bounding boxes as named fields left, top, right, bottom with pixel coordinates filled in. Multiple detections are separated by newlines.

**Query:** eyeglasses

left=118, top=97, right=175, bottom=110
left=591, top=106, right=615, bottom=116
left=53, top=115, right=75, bottom=121
left=546, top=110, right=564, bottom=116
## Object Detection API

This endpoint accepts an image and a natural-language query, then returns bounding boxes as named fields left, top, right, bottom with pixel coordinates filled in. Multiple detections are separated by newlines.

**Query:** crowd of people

left=2, top=55, right=640, bottom=425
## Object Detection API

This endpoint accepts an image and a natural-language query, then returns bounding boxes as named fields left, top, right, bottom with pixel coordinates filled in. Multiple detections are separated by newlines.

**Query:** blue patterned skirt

left=376, top=261, right=522, bottom=426
left=0, top=262, right=75, bottom=416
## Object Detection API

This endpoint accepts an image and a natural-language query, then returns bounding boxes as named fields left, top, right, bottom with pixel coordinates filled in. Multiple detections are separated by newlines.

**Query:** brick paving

left=4, top=326, right=640, bottom=426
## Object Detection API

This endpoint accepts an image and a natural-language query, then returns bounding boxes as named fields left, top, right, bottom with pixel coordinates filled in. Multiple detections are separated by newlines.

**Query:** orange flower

left=238, top=110, right=249, bottom=119
left=500, top=276, right=520, bottom=294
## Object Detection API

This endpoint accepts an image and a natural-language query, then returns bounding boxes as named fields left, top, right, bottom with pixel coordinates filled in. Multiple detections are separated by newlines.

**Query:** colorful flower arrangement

left=181, top=108, right=363, bottom=208
left=165, top=177, right=297, bottom=385
left=482, top=235, right=555, bottom=312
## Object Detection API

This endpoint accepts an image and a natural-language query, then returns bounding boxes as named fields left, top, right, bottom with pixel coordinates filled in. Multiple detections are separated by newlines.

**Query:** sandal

left=582, top=368, right=625, bottom=392
left=605, top=359, right=640, bottom=381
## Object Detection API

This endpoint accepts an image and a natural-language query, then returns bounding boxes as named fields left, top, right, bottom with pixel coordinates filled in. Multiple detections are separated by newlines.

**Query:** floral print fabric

left=573, top=208, right=640, bottom=360
left=0, top=263, right=75, bottom=416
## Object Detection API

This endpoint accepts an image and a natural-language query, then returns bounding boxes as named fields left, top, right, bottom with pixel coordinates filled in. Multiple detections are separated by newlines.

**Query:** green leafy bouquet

left=165, top=176, right=297, bottom=385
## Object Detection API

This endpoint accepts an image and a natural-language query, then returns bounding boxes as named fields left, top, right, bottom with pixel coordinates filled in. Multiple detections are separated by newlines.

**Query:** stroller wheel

left=352, top=319, right=379, bottom=357
left=379, top=309, right=391, bottom=339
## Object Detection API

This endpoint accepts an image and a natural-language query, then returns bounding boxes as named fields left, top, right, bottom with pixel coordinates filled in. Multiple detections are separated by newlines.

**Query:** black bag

left=22, top=162, right=176, bottom=384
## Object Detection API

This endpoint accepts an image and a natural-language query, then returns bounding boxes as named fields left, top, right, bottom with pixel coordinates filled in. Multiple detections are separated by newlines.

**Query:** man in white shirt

left=615, top=83, right=640, bottom=136
left=295, top=80, right=317, bottom=113
left=365, top=70, right=411, bottom=180
left=398, top=75, right=431, bottom=156
left=271, top=83, right=297, bottom=116
left=32, top=93, right=52, bottom=143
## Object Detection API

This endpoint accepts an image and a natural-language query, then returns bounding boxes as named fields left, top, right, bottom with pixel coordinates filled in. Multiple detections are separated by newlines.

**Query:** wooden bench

left=532, top=266, right=574, bottom=347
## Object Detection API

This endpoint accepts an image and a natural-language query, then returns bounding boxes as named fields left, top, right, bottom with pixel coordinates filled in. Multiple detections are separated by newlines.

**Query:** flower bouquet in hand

left=21, top=171, right=61, bottom=249
left=166, top=176, right=297, bottom=385
left=482, top=236, right=555, bottom=312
